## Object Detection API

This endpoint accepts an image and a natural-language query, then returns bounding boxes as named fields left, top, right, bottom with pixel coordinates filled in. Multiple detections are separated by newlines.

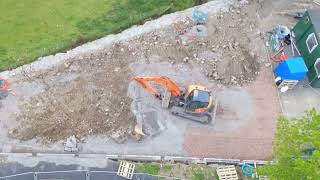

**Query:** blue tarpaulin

left=274, top=57, right=308, bottom=80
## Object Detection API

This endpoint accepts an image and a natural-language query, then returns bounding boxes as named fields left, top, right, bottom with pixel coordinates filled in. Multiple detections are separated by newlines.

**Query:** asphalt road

left=0, top=161, right=157, bottom=180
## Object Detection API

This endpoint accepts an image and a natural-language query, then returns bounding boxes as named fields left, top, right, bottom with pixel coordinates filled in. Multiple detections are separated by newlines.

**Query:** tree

left=258, top=109, right=320, bottom=179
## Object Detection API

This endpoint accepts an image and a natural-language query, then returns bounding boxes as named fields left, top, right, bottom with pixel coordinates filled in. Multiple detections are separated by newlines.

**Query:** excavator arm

left=132, top=76, right=182, bottom=98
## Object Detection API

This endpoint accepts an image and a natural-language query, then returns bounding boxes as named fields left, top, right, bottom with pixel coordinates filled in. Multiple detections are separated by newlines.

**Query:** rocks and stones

left=212, top=72, right=220, bottom=80
left=64, top=135, right=79, bottom=152
left=183, top=57, right=189, bottom=63
left=249, top=51, right=256, bottom=58
left=0, top=91, right=8, bottom=100
left=231, top=76, right=238, bottom=84
left=110, top=130, right=127, bottom=144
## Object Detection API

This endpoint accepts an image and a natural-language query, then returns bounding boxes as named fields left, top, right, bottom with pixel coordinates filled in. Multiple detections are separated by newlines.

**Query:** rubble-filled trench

left=0, top=0, right=315, bottom=152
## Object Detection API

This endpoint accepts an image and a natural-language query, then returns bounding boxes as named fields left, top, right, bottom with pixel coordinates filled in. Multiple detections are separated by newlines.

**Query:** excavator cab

left=184, top=85, right=212, bottom=114
left=170, top=84, right=214, bottom=123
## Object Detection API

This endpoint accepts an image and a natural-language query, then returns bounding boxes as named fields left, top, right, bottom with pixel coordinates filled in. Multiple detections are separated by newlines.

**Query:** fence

left=0, top=170, right=181, bottom=180
left=0, top=153, right=268, bottom=180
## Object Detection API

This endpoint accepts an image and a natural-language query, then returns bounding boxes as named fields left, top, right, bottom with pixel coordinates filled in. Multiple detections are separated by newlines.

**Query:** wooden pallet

left=279, top=80, right=298, bottom=90
left=117, top=161, right=135, bottom=179
left=259, top=176, right=269, bottom=180
left=216, top=165, right=239, bottom=180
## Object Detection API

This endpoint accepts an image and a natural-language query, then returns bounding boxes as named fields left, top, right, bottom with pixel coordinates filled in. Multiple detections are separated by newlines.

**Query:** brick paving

left=183, top=68, right=281, bottom=160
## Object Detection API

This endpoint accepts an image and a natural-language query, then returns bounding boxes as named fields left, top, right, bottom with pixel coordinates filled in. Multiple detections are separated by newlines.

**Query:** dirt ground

left=9, top=0, right=266, bottom=143
left=157, top=163, right=249, bottom=180
left=10, top=45, right=136, bottom=143
left=0, top=0, right=317, bottom=159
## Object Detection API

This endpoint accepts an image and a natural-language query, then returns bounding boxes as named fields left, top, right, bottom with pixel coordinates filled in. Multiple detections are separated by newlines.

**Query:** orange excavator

left=132, top=76, right=218, bottom=124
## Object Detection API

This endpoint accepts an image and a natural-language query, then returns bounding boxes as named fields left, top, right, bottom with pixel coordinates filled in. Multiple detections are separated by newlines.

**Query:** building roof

left=274, top=57, right=308, bottom=81
left=308, top=9, right=320, bottom=35
left=286, top=57, right=308, bottom=74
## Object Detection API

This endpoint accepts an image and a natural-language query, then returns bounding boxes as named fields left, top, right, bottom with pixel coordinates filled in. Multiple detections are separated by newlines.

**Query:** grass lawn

left=0, top=0, right=197, bottom=70
left=137, top=162, right=219, bottom=179
left=137, top=163, right=161, bottom=175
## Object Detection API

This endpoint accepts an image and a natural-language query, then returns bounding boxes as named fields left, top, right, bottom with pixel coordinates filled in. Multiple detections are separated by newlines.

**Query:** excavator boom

left=132, top=76, right=182, bottom=98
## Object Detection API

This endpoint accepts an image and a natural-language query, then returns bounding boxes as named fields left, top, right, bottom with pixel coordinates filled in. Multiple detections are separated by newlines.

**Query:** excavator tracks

left=170, top=98, right=218, bottom=124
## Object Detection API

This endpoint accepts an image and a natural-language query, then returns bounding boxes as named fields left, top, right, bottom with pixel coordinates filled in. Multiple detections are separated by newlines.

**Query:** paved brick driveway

left=183, top=68, right=281, bottom=160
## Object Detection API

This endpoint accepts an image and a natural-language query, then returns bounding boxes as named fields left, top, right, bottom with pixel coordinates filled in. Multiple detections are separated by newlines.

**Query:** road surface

left=0, top=160, right=156, bottom=180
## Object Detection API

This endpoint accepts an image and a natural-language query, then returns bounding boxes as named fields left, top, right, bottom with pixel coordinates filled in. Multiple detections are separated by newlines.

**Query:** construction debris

left=192, top=8, right=208, bottom=24
left=64, top=135, right=79, bottom=152
left=0, top=78, right=11, bottom=100
left=0, top=78, right=9, bottom=91
left=0, top=91, right=8, bottom=100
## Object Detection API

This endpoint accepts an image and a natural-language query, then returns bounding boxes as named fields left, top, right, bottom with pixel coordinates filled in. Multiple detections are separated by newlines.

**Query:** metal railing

left=0, top=170, right=182, bottom=180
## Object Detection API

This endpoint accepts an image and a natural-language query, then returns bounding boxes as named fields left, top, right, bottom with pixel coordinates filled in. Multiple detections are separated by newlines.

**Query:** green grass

left=0, top=0, right=197, bottom=71
left=163, top=164, right=173, bottom=172
left=137, top=163, right=161, bottom=175
left=191, top=166, right=214, bottom=180
left=192, top=169, right=205, bottom=180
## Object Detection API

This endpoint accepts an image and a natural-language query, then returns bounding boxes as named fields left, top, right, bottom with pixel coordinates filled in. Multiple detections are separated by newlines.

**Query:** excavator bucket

left=161, top=88, right=171, bottom=108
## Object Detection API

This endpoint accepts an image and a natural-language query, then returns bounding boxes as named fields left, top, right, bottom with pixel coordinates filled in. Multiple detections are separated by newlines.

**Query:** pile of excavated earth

left=3, top=0, right=314, bottom=144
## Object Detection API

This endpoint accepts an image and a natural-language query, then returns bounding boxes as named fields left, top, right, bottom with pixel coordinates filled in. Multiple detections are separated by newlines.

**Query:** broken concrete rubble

left=64, top=135, right=79, bottom=152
